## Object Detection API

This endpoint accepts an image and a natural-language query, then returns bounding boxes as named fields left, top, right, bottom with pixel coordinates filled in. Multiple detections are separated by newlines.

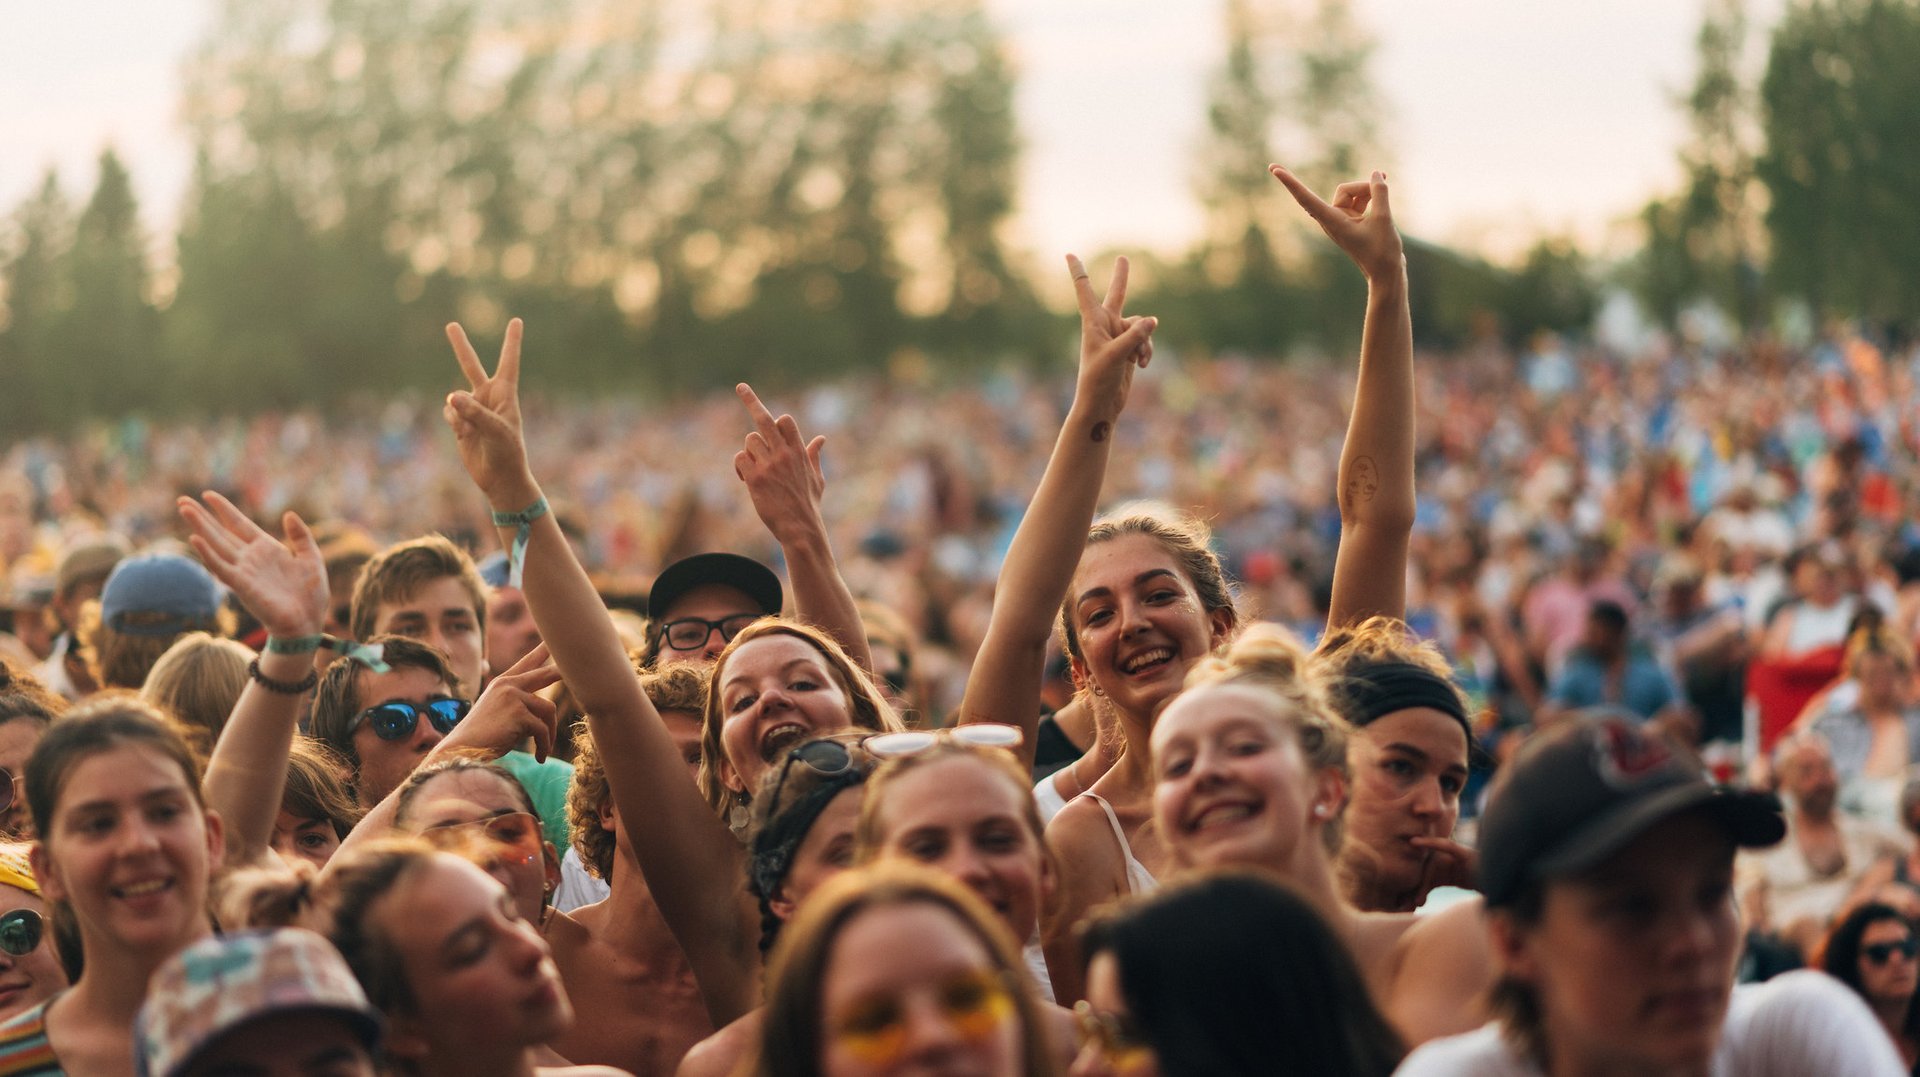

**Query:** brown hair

left=140, top=631, right=254, bottom=750
left=308, top=636, right=460, bottom=768
left=80, top=601, right=234, bottom=692
left=305, top=838, right=436, bottom=1015
left=752, top=863, right=1056, bottom=1077
left=1846, top=625, right=1914, bottom=677
left=568, top=663, right=709, bottom=880
left=283, top=737, right=364, bottom=840
left=348, top=534, right=487, bottom=643
left=25, top=693, right=207, bottom=839
left=0, top=659, right=65, bottom=726
left=392, top=754, right=539, bottom=833
left=1059, top=502, right=1239, bottom=667
left=1182, top=624, right=1352, bottom=853
left=853, top=742, right=1055, bottom=888
left=698, top=619, right=904, bottom=815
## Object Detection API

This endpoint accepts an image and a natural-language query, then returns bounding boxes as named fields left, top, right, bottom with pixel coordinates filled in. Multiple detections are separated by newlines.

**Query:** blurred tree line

left=3, top=0, right=1916, bottom=435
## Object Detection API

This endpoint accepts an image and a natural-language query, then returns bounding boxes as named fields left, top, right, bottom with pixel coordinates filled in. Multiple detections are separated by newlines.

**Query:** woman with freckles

left=958, top=165, right=1420, bottom=1003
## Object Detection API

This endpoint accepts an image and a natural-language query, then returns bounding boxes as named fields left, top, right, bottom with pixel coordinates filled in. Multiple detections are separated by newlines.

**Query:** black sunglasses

left=1865, top=938, right=1918, bottom=965
left=767, top=736, right=872, bottom=812
left=0, top=909, right=41, bottom=958
left=661, top=614, right=759, bottom=651
left=354, top=697, right=471, bottom=742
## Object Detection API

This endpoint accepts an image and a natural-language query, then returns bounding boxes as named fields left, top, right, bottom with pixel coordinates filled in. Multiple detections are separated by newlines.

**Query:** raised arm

left=1272, top=166, right=1415, bottom=630
left=957, top=256, right=1158, bottom=768
left=183, top=494, right=329, bottom=870
left=443, top=319, right=761, bottom=1024
left=733, top=383, right=873, bottom=672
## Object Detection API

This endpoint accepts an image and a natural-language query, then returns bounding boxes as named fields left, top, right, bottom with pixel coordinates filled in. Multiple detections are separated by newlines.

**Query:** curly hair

left=567, top=662, right=708, bottom=881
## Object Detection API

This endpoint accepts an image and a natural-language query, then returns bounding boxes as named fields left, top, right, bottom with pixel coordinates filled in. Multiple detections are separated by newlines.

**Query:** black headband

left=1337, top=661, right=1471, bottom=737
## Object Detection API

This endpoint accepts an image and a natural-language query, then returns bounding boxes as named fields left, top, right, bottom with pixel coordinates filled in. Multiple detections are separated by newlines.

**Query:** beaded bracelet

left=248, top=657, right=319, bottom=696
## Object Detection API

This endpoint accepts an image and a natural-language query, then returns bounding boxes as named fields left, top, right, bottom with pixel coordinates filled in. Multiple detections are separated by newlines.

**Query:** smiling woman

left=0, top=697, right=220, bottom=1077
left=697, top=619, right=902, bottom=828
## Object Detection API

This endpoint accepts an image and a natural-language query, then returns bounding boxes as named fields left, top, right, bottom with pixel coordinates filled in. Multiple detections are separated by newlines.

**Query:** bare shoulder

left=1387, top=897, right=1493, bottom=1046
left=677, top=1009, right=763, bottom=1077
left=540, top=1067, right=634, bottom=1077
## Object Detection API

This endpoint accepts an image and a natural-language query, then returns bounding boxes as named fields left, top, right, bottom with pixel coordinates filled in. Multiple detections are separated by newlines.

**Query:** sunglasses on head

left=0, top=909, right=41, bottom=958
left=1865, top=937, right=1918, bottom=965
left=661, top=614, right=760, bottom=652
left=833, top=968, right=1013, bottom=1064
left=765, top=725, right=1025, bottom=811
left=1073, top=1000, right=1150, bottom=1063
left=420, top=811, right=544, bottom=866
left=354, top=697, right=470, bottom=742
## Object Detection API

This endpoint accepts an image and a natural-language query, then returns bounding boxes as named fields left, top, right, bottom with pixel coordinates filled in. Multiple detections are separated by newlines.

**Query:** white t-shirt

left=1394, top=971, right=1905, bottom=1076
left=553, top=845, right=610, bottom=913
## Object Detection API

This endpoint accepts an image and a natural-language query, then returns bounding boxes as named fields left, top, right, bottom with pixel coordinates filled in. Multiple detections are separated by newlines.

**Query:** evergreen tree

left=0, top=172, right=73, bottom=431
left=61, top=150, right=159, bottom=417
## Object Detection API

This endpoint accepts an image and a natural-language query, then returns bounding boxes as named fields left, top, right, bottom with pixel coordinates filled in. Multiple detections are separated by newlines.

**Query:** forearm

left=777, top=517, right=873, bottom=672
left=201, top=648, right=308, bottom=867
left=960, top=405, right=1114, bottom=756
left=1326, top=264, right=1415, bottom=628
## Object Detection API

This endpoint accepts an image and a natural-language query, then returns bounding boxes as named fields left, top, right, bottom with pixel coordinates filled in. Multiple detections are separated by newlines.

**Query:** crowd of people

left=0, top=165, right=1911, bottom=1075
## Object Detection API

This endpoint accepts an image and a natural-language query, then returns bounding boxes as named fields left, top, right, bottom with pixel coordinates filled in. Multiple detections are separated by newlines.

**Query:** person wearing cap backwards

left=135, top=928, right=382, bottom=1077
left=1396, top=715, right=1906, bottom=1076
left=34, top=536, right=127, bottom=701
left=87, top=553, right=228, bottom=693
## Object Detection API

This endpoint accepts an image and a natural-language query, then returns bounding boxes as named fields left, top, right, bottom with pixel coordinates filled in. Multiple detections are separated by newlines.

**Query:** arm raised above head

left=958, top=255, right=1158, bottom=769
left=441, top=319, right=761, bottom=1024
left=1272, top=166, right=1416, bottom=631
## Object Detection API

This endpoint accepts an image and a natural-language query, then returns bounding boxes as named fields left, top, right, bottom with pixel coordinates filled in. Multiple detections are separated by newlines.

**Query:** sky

left=0, top=0, right=1787, bottom=271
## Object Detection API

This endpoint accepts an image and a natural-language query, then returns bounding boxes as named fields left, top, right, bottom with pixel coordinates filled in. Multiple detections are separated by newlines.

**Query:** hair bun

left=1215, top=623, right=1310, bottom=683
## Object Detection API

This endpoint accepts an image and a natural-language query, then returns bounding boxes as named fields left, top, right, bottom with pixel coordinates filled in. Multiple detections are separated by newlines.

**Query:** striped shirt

left=0, top=998, right=63, bottom=1076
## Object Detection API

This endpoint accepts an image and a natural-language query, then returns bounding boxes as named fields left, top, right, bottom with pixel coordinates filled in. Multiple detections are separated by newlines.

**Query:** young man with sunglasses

left=349, top=535, right=575, bottom=848
left=309, top=637, right=474, bottom=807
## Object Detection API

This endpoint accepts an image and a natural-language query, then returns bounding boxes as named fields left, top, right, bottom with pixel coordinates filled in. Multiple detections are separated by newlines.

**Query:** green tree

left=0, top=172, right=74, bottom=431
left=1289, top=0, right=1383, bottom=193
left=1757, top=0, right=1920, bottom=323
left=1634, top=0, right=1762, bottom=330
left=61, top=150, right=160, bottom=418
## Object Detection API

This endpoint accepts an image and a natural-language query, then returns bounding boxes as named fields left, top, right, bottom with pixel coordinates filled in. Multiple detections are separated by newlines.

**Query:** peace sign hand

left=1067, top=254, right=1158, bottom=428
left=443, top=318, right=539, bottom=506
left=176, top=492, right=328, bottom=640
left=734, top=384, right=827, bottom=544
left=1270, top=166, right=1405, bottom=282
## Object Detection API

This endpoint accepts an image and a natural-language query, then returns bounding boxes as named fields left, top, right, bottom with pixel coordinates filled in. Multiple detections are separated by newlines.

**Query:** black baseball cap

left=646, top=553, right=783, bottom=624
left=1478, top=717, right=1784, bottom=908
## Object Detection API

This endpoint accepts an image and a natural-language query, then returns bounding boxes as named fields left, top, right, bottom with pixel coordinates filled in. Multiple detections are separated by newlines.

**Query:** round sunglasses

left=353, top=697, right=471, bottom=742
left=0, top=909, right=42, bottom=958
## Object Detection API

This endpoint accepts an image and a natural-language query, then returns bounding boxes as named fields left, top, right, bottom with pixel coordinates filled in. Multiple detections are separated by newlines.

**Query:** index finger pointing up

left=447, top=323, right=488, bottom=390
left=736, top=383, right=779, bottom=438
left=1269, top=164, right=1336, bottom=224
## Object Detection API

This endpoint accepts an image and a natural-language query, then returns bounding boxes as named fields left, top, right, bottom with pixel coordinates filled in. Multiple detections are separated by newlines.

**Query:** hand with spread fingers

left=443, top=317, right=540, bottom=508
left=734, top=383, right=827, bottom=544
left=1066, top=253, right=1158, bottom=433
left=176, top=492, right=327, bottom=640
left=1270, top=165, right=1405, bottom=283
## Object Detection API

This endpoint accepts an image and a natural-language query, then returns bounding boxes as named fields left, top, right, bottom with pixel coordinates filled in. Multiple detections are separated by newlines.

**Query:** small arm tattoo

left=1092, top=422, right=1111, bottom=443
left=1344, top=455, right=1380, bottom=506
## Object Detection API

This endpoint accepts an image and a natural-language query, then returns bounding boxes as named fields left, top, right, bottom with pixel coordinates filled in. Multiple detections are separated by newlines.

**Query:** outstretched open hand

left=1067, top=254, right=1157, bottom=432
left=443, top=318, right=536, bottom=503
left=733, top=383, right=826, bottom=541
left=1270, top=165, right=1404, bottom=282
left=176, top=492, right=327, bottom=639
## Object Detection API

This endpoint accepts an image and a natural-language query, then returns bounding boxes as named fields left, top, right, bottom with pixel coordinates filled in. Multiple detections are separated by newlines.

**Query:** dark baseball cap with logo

left=1477, top=717, right=1785, bottom=909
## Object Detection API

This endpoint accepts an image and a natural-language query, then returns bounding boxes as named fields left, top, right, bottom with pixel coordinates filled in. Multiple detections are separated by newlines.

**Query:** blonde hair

left=140, top=632, right=254, bottom=749
left=1846, top=626, right=1914, bottom=676
left=697, top=619, right=904, bottom=815
left=1184, top=624, right=1353, bottom=852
